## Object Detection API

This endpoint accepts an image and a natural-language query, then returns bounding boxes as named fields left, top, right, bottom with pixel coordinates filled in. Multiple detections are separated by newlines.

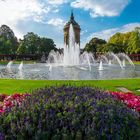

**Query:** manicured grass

left=0, top=60, right=35, bottom=65
left=0, top=60, right=140, bottom=65
left=0, top=79, right=140, bottom=95
left=133, top=61, right=140, bottom=65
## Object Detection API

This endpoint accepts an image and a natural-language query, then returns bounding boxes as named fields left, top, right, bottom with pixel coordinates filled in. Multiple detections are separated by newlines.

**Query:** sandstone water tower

left=63, top=11, right=81, bottom=45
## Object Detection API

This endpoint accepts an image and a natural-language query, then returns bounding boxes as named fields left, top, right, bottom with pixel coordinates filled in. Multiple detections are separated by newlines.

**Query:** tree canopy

left=84, top=38, right=107, bottom=56
left=0, top=24, right=140, bottom=56
left=0, top=25, right=57, bottom=56
left=0, top=25, right=18, bottom=54
left=84, top=27, right=140, bottom=54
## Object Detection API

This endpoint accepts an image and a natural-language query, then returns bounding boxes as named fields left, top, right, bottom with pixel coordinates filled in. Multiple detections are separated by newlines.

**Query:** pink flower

left=4, top=100, right=13, bottom=107
left=0, top=109, right=4, bottom=114
left=109, top=91, right=140, bottom=115
left=136, top=107, right=140, bottom=112
left=0, top=93, right=30, bottom=113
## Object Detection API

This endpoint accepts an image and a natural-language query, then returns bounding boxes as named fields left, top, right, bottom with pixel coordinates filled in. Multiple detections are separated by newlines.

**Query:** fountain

left=47, top=50, right=63, bottom=64
left=0, top=12, right=138, bottom=80
left=122, top=59, right=126, bottom=68
left=18, top=61, right=23, bottom=70
left=108, top=52, right=123, bottom=69
left=108, top=60, right=112, bottom=65
left=18, top=70, right=24, bottom=79
left=45, top=24, right=135, bottom=73
left=41, top=53, right=46, bottom=63
left=46, top=24, right=94, bottom=71
left=119, top=53, right=135, bottom=68
left=7, top=61, right=13, bottom=69
left=63, top=24, right=80, bottom=66
left=99, top=61, right=104, bottom=71
left=49, top=65, right=52, bottom=72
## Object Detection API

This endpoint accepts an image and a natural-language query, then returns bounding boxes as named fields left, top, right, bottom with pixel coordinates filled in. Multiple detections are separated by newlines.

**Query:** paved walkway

left=117, top=87, right=132, bottom=93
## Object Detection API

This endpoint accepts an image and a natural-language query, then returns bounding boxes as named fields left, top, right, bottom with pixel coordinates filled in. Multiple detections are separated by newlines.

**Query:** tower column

left=63, top=11, right=81, bottom=46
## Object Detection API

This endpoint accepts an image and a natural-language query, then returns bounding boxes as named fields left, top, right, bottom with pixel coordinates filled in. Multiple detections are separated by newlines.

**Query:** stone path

left=116, top=87, right=132, bottom=93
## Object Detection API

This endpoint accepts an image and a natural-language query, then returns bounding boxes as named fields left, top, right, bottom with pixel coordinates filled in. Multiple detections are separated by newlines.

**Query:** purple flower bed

left=0, top=86, right=140, bottom=140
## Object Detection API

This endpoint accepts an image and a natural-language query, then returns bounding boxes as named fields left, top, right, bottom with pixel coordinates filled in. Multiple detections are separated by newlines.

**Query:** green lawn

left=133, top=61, right=140, bottom=65
left=0, top=79, right=140, bottom=95
left=0, top=60, right=35, bottom=65
left=0, top=60, right=140, bottom=65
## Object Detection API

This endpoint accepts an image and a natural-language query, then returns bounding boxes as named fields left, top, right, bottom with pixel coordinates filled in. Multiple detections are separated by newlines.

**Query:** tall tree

left=17, top=32, right=41, bottom=54
left=17, top=32, right=57, bottom=55
left=108, top=32, right=126, bottom=53
left=127, top=31, right=140, bottom=54
left=84, top=38, right=106, bottom=56
left=0, top=25, right=18, bottom=54
left=39, top=37, right=57, bottom=55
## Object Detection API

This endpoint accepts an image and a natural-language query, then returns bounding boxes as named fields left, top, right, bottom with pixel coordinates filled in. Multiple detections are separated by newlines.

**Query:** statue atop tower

left=63, top=11, right=81, bottom=45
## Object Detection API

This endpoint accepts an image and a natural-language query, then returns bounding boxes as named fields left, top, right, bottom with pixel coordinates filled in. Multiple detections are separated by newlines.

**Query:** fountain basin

left=0, top=63, right=139, bottom=80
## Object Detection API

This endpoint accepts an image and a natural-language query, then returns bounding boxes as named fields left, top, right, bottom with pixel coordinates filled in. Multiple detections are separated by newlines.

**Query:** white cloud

left=0, top=0, right=49, bottom=38
left=71, top=0, right=131, bottom=18
left=48, top=0, right=69, bottom=5
left=87, top=23, right=140, bottom=41
left=81, top=30, right=88, bottom=35
left=47, top=18, right=65, bottom=28
left=53, top=9, right=59, bottom=13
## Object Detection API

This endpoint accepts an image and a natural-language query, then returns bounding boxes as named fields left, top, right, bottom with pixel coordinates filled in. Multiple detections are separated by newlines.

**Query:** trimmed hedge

left=0, top=86, right=140, bottom=140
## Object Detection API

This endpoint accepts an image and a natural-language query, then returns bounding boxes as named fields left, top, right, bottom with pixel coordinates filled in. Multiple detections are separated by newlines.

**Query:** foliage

left=107, top=33, right=126, bottom=53
left=17, top=32, right=40, bottom=54
left=127, top=31, right=140, bottom=54
left=84, top=38, right=106, bottom=56
left=39, top=37, right=57, bottom=55
left=103, top=43, right=125, bottom=53
left=0, top=25, right=18, bottom=54
left=85, top=27, right=140, bottom=54
left=0, top=86, right=140, bottom=140
left=17, top=32, right=57, bottom=56
left=0, top=25, right=57, bottom=57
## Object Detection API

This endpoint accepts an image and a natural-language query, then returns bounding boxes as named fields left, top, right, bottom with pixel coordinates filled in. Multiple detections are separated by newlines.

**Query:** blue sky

left=0, top=0, right=140, bottom=48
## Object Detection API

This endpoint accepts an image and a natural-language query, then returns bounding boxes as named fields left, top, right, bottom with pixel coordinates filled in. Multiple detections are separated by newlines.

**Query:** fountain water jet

left=119, top=53, right=135, bottom=68
left=108, top=60, right=112, bottom=65
left=100, top=55, right=109, bottom=63
left=63, top=24, right=80, bottom=65
left=18, top=61, right=23, bottom=70
left=99, top=61, right=104, bottom=71
left=86, top=54, right=92, bottom=71
left=109, top=52, right=123, bottom=69
left=7, top=61, right=13, bottom=69
left=80, top=52, right=95, bottom=65
left=49, top=65, right=52, bottom=72
left=122, top=59, right=126, bottom=68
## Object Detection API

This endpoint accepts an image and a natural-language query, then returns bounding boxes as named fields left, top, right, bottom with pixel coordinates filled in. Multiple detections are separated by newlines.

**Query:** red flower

left=0, top=93, right=30, bottom=113
left=136, top=107, right=140, bottom=112
left=0, top=94, right=8, bottom=102
left=4, top=100, right=12, bottom=107
left=11, top=94, right=21, bottom=100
